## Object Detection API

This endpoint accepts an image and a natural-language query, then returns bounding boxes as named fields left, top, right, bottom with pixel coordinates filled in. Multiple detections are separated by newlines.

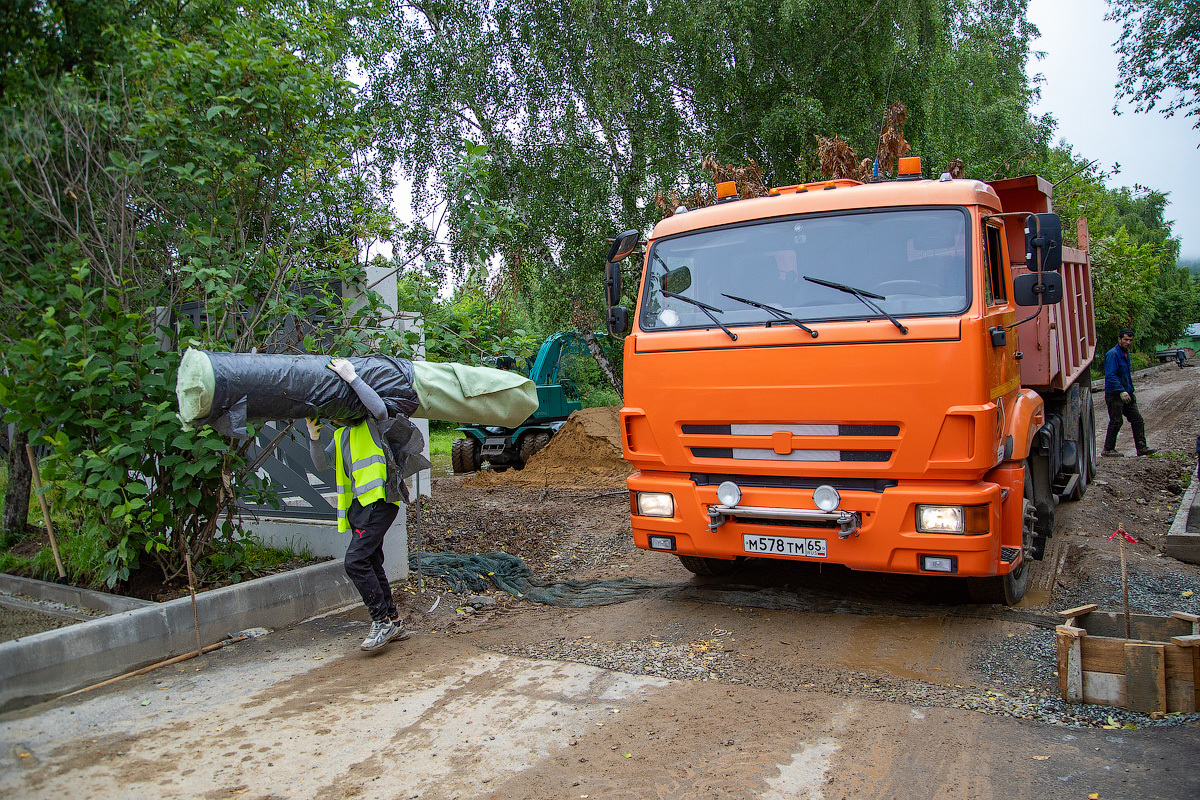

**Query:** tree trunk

left=579, top=330, right=622, bottom=400
left=2, top=427, right=32, bottom=534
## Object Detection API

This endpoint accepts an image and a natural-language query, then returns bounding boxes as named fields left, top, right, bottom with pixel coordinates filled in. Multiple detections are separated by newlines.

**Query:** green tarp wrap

left=176, top=348, right=216, bottom=429
left=412, top=361, right=537, bottom=428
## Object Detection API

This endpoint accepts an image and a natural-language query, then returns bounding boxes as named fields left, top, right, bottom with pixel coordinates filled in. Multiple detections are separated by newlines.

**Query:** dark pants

left=1104, top=391, right=1147, bottom=452
left=344, top=498, right=400, bottom=622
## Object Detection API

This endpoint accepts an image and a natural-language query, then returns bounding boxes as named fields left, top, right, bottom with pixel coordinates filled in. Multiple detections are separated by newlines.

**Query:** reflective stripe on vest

left=333, top=422, right=395, bottom=532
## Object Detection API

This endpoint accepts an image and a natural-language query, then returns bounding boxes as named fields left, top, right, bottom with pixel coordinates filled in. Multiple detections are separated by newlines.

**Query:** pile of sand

left=463, top=406, right=633, bottom=488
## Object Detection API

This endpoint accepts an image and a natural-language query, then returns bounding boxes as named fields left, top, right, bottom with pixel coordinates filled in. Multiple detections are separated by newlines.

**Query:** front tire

left=519, top=431, right=553, bottom=463
left=451, top=438, right=481, bottom=474
left=678, top=555, right=742, bottom=576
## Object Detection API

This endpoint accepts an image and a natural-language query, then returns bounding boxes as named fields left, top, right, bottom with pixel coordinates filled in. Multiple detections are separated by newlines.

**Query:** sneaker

left=1138, top=448, right=1158, bottom=457
left=361, top=619, right=405, bottom=651
left=1101, top=450, right=1124, bottom=458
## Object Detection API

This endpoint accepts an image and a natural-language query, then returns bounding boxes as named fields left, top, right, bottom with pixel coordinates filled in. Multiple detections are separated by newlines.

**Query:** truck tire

left=678, top=555, right=742, bottom=576
left=519, top=431, right=552, bottom=463
left=967, top=460, right=1034, bottom=605
left=1069, top=391, right=1096, bottom=501
left=451, top=438, right=481, bottom=474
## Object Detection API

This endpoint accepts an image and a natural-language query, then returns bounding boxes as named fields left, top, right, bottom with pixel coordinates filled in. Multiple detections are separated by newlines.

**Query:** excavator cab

left=451, top=332, right=598, bottom=473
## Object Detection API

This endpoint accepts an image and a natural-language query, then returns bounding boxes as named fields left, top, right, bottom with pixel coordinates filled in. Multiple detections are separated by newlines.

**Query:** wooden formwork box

left=1057, top=605, right=1200, bottom=713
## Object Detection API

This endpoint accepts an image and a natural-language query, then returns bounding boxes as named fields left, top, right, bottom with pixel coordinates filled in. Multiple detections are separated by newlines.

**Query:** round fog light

left=716, top=480, right=742, bottom=507
left=813, top=484, right=840, bottom=512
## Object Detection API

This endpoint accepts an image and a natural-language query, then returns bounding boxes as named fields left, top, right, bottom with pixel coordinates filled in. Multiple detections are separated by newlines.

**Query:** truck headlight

left=636, top=492, right=675, bottom=517
left=915, top=504, right=989, bottom=534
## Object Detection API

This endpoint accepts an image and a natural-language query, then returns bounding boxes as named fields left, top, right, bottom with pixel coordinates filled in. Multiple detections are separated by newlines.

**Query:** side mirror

left=607, top=306, right=630, bottom=335
left=607, top=230, right=641, bottom=263
left=1024, top=213, right=1062, bottom=272
left=1013, top=272, right=1063, bottom=306
left=604, top=261, right=622, bottom=307
left=661, top=265, right=692, bottom=295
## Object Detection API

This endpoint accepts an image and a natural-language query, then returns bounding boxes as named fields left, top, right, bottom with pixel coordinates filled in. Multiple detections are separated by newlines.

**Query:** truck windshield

left=641, top=208, right=969, bottom=331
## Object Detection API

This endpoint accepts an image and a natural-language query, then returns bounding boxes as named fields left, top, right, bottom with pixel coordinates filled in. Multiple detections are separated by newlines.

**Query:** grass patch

left=428, top=421, right=458, bottom=456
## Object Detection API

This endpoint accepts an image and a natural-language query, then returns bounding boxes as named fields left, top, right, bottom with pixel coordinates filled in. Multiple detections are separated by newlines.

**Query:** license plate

left=743, top=534, right=827, bottom=558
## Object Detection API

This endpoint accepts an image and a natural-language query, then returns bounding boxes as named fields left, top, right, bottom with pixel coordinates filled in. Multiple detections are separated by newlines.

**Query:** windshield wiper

left=661, top=290, right=737, bottom=340
left=803, top=276, right=908, bottom=335
left=722, top=293, right=818, bottom=338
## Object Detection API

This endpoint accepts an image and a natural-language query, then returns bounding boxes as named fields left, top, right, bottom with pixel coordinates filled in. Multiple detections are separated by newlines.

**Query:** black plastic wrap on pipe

left=178, top=350, right=417, bottom=438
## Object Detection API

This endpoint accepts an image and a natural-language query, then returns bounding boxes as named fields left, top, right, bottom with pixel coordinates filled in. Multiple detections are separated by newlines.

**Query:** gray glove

left=1120, top=391, right=1131, bottom=404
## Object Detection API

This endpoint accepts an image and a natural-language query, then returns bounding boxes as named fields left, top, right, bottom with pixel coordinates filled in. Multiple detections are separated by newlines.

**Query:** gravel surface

left=0, top=605, right=82, bottom=642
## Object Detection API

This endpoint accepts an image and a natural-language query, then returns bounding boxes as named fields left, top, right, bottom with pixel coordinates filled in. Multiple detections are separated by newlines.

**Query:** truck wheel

left=678, top=555, right=742, bottom=576
left=1069, top=392, right=1096, bottom=501
left=451, top=438, right=481, bottom=474
left=519, top=431, right=552, bottom=463
left=967, top=460, right=1034, bottom=605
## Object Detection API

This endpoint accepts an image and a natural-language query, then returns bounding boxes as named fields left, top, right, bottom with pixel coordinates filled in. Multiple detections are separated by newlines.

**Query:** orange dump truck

left=604, top=162, right=1096, bottom=604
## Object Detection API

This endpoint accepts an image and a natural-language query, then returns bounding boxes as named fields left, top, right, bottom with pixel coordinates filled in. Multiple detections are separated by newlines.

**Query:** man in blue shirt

left=1102, top=328, right=1156, bottom=457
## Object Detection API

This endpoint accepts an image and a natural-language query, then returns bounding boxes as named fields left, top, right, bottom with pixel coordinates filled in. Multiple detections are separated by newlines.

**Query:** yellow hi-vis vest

left=333, top=421, right=397, bottom=532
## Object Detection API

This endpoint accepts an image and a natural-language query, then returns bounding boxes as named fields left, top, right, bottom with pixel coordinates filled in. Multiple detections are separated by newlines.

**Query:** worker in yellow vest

left=308, top=357, right=416, bottom=651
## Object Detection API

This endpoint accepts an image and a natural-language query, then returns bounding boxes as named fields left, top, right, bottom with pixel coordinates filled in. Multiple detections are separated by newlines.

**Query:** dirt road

left=2, top=366, right=1199, bottom=798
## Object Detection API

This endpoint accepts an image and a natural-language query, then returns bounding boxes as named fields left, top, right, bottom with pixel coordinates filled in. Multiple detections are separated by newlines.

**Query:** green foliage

left=357, top=0, right=1056, bottom=355
left=0, top=5, right=401, bottom=587
left=561, top=344, right=622, bottom=408
left=358, top=0, right=689, bottom=339
left=1090, top=227, right=1161, bottom=344
left=1107, top=0, right=1200, bottom=137
left=397, top=271, right=539, bottom=366
left=1027, top=142, right=1198, bottom=350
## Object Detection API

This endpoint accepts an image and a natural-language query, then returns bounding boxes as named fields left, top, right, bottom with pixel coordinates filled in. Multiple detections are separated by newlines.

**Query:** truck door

left=983, top=221, right=1019, bottom=453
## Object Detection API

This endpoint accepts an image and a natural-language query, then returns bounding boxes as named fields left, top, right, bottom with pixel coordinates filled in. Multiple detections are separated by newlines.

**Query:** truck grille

left=683, top=422, right=898, bottom=464
left=690, top=448, right=891, bottom=462
left=683, top=424, right=900, bottom=436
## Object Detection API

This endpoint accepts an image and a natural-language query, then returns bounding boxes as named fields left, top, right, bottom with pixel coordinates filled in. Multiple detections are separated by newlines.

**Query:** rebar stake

left=184, top=550, right=202, bottom=657
left=1119, top=526, right=1131, bottom=640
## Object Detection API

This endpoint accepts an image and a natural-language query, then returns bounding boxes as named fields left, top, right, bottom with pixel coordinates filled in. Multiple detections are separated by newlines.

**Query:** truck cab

left=608, top=165, right=1095, bottom=605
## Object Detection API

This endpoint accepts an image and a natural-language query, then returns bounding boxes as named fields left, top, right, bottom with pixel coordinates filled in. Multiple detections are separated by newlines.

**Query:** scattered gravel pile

left=492, top=632, right=1200, bottom=730
left=1053, top=560, right=1200, bottom=618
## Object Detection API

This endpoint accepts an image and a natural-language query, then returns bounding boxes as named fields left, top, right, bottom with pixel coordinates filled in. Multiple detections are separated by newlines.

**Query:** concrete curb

left=0, top=573, right=153, bottom=615
left=0, top=559, right=358, bottom=712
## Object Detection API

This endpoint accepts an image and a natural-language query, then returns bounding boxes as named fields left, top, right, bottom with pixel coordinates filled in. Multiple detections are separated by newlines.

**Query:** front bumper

left=627, top=467, right=1024, bottom=577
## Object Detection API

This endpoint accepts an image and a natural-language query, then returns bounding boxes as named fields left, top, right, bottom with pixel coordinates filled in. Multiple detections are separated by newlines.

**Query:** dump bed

left=990, top=176, right=1096, bottom=393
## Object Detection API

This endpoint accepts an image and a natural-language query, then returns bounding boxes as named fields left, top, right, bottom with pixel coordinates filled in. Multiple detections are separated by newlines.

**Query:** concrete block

left=246, top=513, right=408, bottom=581
left=1164, top=534, right=1200, bottom=565
left=0, top=560, right=359, bottom=712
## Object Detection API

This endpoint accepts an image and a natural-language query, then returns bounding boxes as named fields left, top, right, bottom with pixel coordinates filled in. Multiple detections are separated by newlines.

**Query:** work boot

left=1138, top=448, right=1158, bottom=457
left=1101, top=450, right=1124, bottom=458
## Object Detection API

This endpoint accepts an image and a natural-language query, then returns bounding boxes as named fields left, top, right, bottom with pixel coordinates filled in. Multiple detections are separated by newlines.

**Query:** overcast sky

left=1026, top=0, right=1199, bottom=260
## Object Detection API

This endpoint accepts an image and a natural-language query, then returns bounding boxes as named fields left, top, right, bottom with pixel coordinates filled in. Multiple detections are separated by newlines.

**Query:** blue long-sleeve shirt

left=1103, top=344, right=1134, bottom=395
